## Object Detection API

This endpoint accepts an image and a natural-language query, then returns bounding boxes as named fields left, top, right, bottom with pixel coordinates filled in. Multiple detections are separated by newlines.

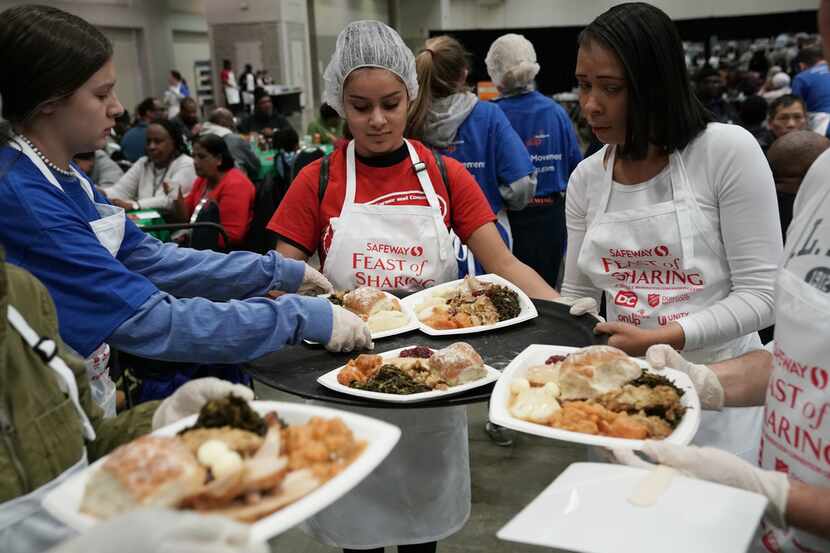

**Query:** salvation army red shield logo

left=614, top=290, right=638, bottom=309
left=647, top=293, right=661, bottom=308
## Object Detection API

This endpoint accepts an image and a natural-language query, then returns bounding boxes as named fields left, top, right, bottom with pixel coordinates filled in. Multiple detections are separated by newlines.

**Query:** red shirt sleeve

left=216, top=169, right=255, bottom=247
left=266, top=160, right=322, bottom=255
left=443, top=156, right=497, bottom=242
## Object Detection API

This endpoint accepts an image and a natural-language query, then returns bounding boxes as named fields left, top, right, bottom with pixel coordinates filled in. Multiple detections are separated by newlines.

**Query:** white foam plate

left=317, top=345, right=500, bottom=403
left=306, top=291, right=419, bottom=343
left=42, top=401, right=401, bottom=542
left=489, top=345, right=700, bottom=449
left=497, top=463, right=766, bottom=553
left=400, top=274, right=538, bottom=336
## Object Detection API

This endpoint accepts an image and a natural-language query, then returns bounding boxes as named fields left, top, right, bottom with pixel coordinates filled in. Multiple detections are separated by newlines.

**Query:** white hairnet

left=771, top=72, right=791, bottom=90
left=485, top=33, right=540, bottom=92
left=322, top=20, right=418, bottom=117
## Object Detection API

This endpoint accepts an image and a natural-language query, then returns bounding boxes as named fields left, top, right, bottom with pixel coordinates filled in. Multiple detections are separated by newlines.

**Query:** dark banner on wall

left=433, top=9, right=817, bottom=95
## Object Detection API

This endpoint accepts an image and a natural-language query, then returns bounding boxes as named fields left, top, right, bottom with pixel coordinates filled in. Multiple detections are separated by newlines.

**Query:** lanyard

left=150, top=162, right=171, bottom=196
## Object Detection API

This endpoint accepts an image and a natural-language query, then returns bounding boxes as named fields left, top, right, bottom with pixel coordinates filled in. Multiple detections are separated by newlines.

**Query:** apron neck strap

left=595, top=145, right=696, bottom=269
left=6, top=305, right=96, bottom=441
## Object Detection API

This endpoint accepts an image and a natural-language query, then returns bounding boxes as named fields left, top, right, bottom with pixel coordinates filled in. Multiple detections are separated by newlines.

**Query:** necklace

left=16, top=134, right=75, bottom=177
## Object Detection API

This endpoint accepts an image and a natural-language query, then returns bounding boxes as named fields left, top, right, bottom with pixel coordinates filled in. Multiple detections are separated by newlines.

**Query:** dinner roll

left=557, top=345, right=642, bottom=400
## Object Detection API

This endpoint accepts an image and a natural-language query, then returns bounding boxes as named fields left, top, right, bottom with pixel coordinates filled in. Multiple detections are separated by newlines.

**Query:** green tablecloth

left=127, top=209, right=170, bottom=242
left=255, top=145, right=334, bottom=181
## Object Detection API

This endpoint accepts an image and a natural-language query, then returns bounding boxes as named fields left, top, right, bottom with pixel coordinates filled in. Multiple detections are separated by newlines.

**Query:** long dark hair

left=170, top=69, right=187, bottom=87
left=194, top=134, right=235, bottom=171
left=579, top=3, right=710, bottom=159
left=0, top=5, right=112, bottom=146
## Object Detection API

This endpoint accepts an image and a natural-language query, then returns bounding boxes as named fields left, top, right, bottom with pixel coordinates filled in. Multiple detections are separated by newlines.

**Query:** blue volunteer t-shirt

left=437, top=100, right=534, bottom=215
left=0, top=146, right=157, bottom=357
left=792, top=61, right=830, bottom=113
left=494, top=91, right=582, bottom=196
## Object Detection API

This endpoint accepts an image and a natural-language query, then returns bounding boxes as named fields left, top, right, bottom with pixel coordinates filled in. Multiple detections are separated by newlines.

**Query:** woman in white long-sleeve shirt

left=106, top=118, right=195, bottom=215
left=561, top=3, right=782, bottom=461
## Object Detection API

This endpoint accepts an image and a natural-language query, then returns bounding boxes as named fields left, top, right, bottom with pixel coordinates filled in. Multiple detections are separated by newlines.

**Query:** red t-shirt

left=186, top=167, right=255, bottom=248
left=267, top=140, right=496, bottom=268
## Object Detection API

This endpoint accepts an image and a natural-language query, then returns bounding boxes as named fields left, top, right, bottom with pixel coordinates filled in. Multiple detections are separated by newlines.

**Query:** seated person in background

left=768, top=129, right=830, bottom=239
left=106, top=119, right=196, bottom=215
left=306, top=103, right=343, bottom=145
left=767, top=94, right=809, bottom=144
left=73, top=150, right=124, bottom=190
left=238, top=87, right=293, bottom=138
left=199, top=107, right=261, bottom=181
left=173, top=134, right=256, bottom=250
left=739, top=95, right=774, bottom=152
left=120, top=97, right=162, bottom=162
left=170, top=96, right=201, bottom=142
left=695, top=65, right=738, bottom=123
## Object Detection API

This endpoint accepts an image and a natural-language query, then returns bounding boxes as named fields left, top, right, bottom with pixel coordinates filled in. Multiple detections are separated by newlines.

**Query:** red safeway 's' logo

left=647, top=293, right=661, bottom=308
left=614, top=290, right=638, bottom=309
left=410, top=246, right=424, bottom=257
left=654, top=245, right=669, bottom=256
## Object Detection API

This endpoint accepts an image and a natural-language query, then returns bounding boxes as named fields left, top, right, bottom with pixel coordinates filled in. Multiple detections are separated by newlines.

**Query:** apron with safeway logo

left=308, top=140, right=469, bottom=548
left=577, top=145, right=762, bottom=461
left=323, top=139, right=458, bottom=293
left=752, top=183, right=830, bottom=553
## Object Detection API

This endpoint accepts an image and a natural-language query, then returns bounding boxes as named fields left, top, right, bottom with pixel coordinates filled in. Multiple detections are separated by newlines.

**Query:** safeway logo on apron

left=351, top=241, right=434, bottom=289
left=599, top=243, right=704, bottom=326
left=322, top=140, right=458, bottom=294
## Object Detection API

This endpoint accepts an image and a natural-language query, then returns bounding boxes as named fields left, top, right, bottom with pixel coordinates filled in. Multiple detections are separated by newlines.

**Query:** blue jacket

left=494, top=91, right=582, bottom=196
left=0, top=145, right=332, bottom=361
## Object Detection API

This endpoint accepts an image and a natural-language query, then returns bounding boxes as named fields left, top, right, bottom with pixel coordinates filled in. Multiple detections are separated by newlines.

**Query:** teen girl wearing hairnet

left=268, top=20, right=557, bottom=553
left=408, top=35, right=536, bottom=278
left=485, top=34, right=583, bottom=288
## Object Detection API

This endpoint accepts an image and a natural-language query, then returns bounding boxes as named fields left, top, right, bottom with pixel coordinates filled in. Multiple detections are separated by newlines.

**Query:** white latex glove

left=554, top=296, right=604, bottom=322
left=326, top=305, right=373, bottom=352
left=614, top=441, right=790, bottom=528
left=297, top=264, right=334, bottom=296
left=152, top=377, right=255, bottom=430
left=646, top=344, right=724, bottom=410
left=49, top=508, right=268, bottom=553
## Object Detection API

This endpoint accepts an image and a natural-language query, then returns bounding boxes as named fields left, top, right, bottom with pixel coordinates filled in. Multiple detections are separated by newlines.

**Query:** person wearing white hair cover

left=762, top=72, right=793, bottom=103
left=486, top=33, right=583, bottom=289
left=269, top=20, right=558, bottom=553
left=408, top=35, right=536, bottom=279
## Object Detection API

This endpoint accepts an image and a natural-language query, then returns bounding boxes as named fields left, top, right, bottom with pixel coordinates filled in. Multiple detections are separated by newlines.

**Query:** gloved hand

left=614, top=441, right=790, bottom=528
left=554, top=296, right=605, bottom=322
left=646, top=344, right=724, bottom=410
left=326, top=305, right=373, bottom=352
left=49, top=508, right=268, bottom=553
left=152, top=377, right=255, bottom=430
left=297, top=264, right=334, bottom=296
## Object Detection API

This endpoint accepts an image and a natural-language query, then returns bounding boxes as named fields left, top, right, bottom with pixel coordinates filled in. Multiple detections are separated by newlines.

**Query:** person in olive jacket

left=0, top=245, right=260, bottom=552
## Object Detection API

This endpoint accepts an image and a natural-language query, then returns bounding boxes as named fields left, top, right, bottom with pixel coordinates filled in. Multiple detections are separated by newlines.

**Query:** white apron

left=1, top=304, right=94, bottom=553
left=808, top=111, right=830, bottom=137
left=306, top=140, right=469, bottom=548
left=751, top=190, right=830, bottom=553
left=11, top=138, right=122, bottom=417
left=577, top=146, right=762, bottom=461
